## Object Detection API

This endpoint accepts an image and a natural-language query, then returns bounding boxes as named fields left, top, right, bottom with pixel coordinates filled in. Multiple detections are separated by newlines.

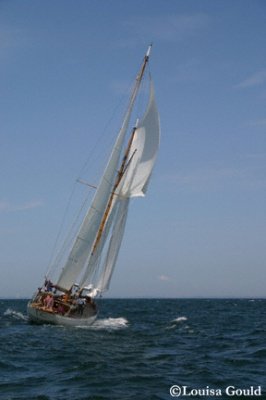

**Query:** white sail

left=119, top=81, right=160, bottom=198
left=56, top=112, right=131, bottom=290
left=56, top=51, right=149, bottom=291
left=78, top=197, right=119, bottom=289
left=82, top=80, right=160, bottom=294
left=97, top=198, right=129, bottom=292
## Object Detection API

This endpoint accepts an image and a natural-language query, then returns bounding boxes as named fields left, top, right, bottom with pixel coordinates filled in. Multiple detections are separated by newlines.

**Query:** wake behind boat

left=27, top=45, right=160, bottom=326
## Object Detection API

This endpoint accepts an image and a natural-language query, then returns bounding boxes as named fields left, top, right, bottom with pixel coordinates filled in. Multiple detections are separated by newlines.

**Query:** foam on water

left=77, top=317, right=129, bottom=330
left=3, top=307, right=128, bottom=330
left=172, top=316, right=188, bottom=323
left=165, top=316, right=189, bottom=330
left=3, top=308, right=28, bottom=321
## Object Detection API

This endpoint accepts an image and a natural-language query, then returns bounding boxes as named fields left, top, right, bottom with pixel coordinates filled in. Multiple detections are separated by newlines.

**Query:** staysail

left=96, top=198, right=129, bottom=292
left=56, top=110, right=129, bottom=290
left=118, top=80, right=160, bottom=198
left=55, top=46, right=159, bottom=296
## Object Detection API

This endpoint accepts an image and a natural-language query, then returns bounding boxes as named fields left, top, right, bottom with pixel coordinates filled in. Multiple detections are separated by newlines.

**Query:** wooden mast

left=91, top=45, right=151, bottom=255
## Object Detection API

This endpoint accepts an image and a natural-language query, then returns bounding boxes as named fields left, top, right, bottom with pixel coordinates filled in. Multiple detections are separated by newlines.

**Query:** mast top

left=146, top=44, right=152, bottom=59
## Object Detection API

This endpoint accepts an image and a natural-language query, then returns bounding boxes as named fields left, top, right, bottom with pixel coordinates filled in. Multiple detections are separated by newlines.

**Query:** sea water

left=0, top=299, right=265, bottom=400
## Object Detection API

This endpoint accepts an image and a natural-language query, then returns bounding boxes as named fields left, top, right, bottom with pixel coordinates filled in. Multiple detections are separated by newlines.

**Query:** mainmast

left=91, top=123, right=137, bottom=255
left=91, top=45, right=152, bottom=255
left=127, top=44, right=152, bottom=113
left=56, top=45, right=153, bottom=292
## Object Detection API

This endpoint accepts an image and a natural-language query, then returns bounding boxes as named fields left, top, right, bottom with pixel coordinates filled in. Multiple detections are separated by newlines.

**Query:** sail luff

left=118, top=79, right=160, bottom=198
left=91, top=123, right=137, bottom=255
left=96, top=198, right=129, bottom=293
left=56, top=47, right=151, bottom=290
left=78, top=196, right=120, bottom=289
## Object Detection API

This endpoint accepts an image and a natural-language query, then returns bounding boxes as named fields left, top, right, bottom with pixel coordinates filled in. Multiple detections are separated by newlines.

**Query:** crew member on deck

left=44, top=279, right=53, bottom=292
left=43, top=294, right=54, bottom=310
left=86, top=296, right=96, bottom=310
left=77, top=297, right=86, bottom=315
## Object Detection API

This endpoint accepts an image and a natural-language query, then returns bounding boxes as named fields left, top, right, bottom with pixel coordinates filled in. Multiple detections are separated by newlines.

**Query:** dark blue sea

left=0, top=299, right=265, bottom=400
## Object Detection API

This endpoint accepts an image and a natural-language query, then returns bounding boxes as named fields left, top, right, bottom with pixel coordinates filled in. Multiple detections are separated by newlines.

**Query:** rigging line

left=78, top=47, right=150, bottom=182
left=77, top=77, right=138, bottom=181
left=90, top=49, right=150, bottom=256
left=48, top=74, right=137, bottom=274
left=133, top=70, right=150, bottom=128
left=46, top=182, right=77, bottom=278
left=50, top=188, right=92, bottom=275
left=74, top=50, right=151, bottom=252
left=76, top=178, right=97, bottom=190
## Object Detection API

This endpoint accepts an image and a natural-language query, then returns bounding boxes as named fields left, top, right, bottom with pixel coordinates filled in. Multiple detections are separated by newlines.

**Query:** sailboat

left=27, top=45, right=160, bottom=326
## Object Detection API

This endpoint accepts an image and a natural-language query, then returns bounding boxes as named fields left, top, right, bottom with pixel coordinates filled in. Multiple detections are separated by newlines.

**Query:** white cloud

left=235, top=69, right=266, bottom=89
left=0, top=200, right=43, bottom=213
left=158, top=274, right=170, bottom=281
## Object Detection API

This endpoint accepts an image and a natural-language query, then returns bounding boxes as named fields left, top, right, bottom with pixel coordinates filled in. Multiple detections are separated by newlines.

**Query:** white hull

left=27, top=302, right=97, bottom=327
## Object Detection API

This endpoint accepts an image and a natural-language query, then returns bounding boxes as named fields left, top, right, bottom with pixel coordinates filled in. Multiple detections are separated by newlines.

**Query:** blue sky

left=0, top=0, right=265, bottom=298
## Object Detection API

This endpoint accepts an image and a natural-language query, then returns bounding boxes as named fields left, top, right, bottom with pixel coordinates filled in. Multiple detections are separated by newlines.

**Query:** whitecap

left=76, top=317, right=129, bottom=330
left=94, top=317, right=129, bottom=329
left=165, top=316, right=188, bottom=330
left=3, top=308, right=28, bottom=321
left=172, top=316, right=188, bottom=323
left=165, top=324, right=177, bottom=330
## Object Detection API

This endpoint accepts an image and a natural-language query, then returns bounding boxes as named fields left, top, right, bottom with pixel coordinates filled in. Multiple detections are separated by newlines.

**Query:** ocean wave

left=172, top=316, right=188, bottom=323
left=166, top=316, right=189, bottom=329
left=165, top=316, right=189, bottom=330
left=0, top=299, right=265, bottom=399
left=3, top=308, right=28, bottom=321
left=77, top=317, right=129, bottom=330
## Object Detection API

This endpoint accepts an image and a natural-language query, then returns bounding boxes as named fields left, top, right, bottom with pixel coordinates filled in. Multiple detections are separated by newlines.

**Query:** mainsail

left=55, top=46, right=160, bottom=295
